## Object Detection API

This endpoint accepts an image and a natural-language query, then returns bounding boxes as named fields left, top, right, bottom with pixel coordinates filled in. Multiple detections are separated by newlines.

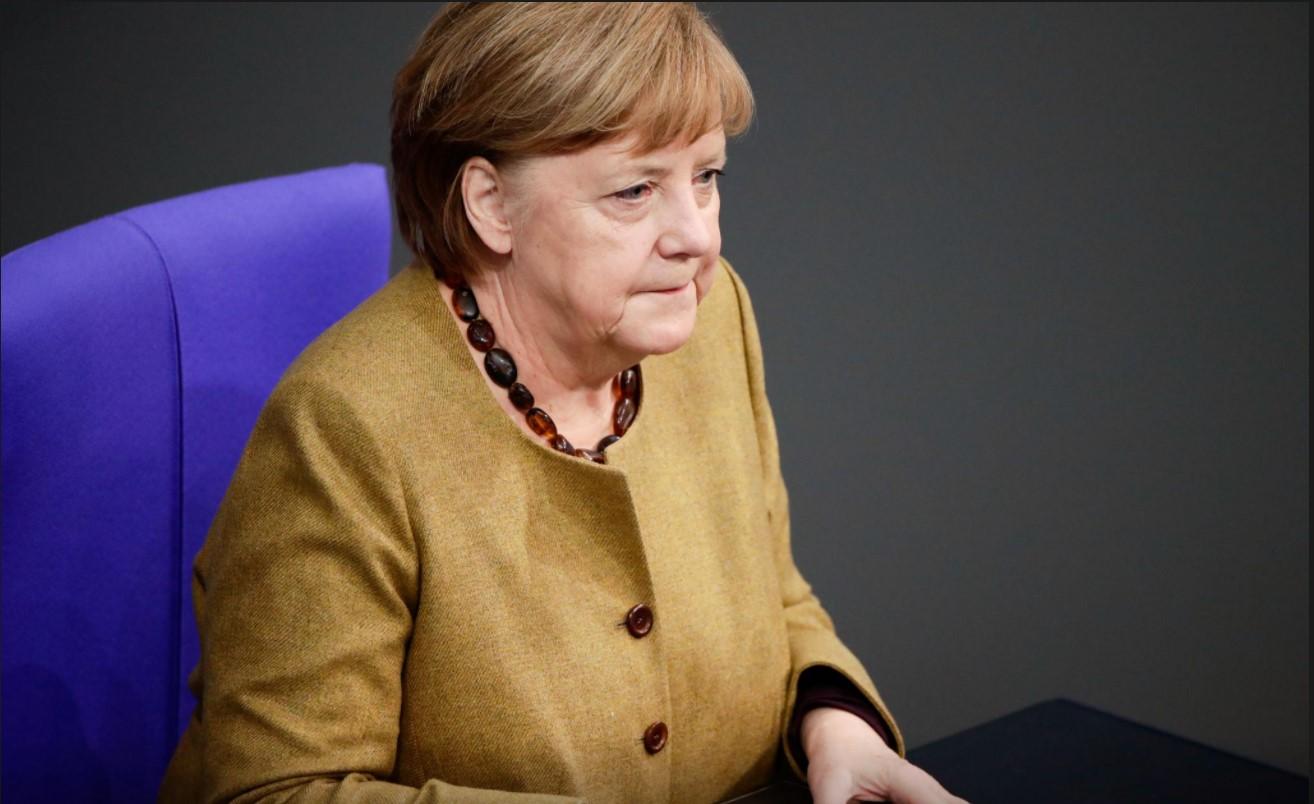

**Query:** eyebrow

left=614, top=151, right=728, bottom=180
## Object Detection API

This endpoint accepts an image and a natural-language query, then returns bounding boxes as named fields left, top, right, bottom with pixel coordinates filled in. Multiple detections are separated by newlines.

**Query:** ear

left=461, top=156, right=514, bottom=256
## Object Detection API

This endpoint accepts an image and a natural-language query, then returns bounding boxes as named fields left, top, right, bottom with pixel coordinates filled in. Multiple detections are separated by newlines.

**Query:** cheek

left=562, top=232, right=649, bottom=328
left=521, top=205, right=623, bottom=290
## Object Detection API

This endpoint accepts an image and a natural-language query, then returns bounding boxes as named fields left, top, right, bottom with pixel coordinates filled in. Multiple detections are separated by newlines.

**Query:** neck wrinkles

left=465, top=267, right=622, bottom=435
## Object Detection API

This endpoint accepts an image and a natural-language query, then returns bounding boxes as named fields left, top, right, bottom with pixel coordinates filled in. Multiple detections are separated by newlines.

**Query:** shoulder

left=716, top=253, right=755, bottom=311
left=679, top=254, right=762, bottom=362
left=667, top=254, right=770, bottom=397
left=288, top=262, right=437, bottom=379
left=257, top=262, right=452, bottom=446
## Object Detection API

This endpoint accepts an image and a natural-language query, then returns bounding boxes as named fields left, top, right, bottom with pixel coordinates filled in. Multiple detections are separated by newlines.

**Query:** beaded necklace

left=443, top=274, right=641, bottom=464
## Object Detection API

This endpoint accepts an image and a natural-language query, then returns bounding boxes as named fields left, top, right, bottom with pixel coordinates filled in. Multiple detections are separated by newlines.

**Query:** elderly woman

left=160, top=4, right=963, bottom=803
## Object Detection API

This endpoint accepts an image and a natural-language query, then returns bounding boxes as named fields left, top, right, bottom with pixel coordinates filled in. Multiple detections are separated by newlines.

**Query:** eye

left=696, top=168, right=725, bottom=185
left=613, top=182, right=652, bottom=202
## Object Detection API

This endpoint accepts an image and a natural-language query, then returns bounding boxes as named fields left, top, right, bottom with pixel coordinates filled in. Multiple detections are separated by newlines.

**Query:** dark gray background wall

left=3, top=1, right=1307, bottom=776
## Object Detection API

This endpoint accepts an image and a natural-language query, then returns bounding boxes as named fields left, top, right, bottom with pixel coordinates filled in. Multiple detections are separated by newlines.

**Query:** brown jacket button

left=643, top=721, right=668, bottom=754
left=625, top=603, right=653, bottom=638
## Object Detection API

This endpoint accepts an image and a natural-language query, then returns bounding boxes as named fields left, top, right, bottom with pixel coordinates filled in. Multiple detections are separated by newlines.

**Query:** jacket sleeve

left=161, top=373, right=583, bottom=804
left=721, top=260, right=907, bottom=783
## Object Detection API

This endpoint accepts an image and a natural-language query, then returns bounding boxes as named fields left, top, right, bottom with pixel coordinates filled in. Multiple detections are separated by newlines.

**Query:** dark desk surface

left=724, top=699, right=1307, bottom=804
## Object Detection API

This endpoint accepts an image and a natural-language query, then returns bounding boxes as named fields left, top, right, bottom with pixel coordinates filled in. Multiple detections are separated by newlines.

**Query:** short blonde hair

left=390, top=2, right=755, bottom=281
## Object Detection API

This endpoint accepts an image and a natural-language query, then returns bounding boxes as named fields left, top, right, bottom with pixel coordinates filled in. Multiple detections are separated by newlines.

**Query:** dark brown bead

left=625, top=603, right=654, bottom=638
left=508, top=383, right=534, bottom=411
left=526, top=407, right=556, bottom=437
left=466, top=318, right=495, bottom=352
left=453, top=286, right=479, bottom=322
left=549, top=433, right=574, bottom=454
left=613, top=397, right=637, bottom=436
left=643, top=721, right=668, bottom=754
left=484, top=348, right=517, bottom=387
left=596, top=434, right=621, bottom=452
left=618, top=367, right=640, bottom=400
left=576, top=448, right=607, bottom=464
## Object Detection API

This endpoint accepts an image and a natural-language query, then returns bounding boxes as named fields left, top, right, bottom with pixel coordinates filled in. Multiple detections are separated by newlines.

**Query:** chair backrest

left=1, top=163, right=392, bottom=803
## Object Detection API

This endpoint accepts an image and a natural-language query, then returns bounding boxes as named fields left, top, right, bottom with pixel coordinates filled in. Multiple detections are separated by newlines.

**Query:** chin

left=625, top=311, right=697, bottom=357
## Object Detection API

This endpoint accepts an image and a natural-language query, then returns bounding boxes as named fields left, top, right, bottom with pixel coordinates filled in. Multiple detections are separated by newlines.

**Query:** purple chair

left=1, top=163, right=393, bottom=802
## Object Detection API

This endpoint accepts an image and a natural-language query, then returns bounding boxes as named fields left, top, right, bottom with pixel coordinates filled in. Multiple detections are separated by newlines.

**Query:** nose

left=655, top=185, right=715, bottom=260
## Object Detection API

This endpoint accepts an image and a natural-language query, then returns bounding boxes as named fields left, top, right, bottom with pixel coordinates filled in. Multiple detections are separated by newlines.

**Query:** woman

left=160, top=4, right=964, bottom=803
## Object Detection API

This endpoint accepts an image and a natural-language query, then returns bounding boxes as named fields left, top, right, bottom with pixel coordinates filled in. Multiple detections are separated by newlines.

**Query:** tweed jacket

left=159, top=256, right=905, bottom=804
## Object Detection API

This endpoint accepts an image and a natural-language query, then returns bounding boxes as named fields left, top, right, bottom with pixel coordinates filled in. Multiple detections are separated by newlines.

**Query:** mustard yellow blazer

left=160, top=257, right=904, bottom=803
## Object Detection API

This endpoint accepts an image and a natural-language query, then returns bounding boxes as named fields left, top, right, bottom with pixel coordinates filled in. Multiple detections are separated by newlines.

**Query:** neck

left=457, top=267, right=631, bottom=446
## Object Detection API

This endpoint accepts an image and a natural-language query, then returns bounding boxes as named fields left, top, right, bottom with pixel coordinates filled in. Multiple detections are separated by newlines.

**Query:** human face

left=500, top=127, right=726, bottom=364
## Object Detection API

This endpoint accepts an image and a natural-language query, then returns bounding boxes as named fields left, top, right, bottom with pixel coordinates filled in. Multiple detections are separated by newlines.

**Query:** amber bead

left=453, top=286, right=479, bottom=322
left=484, top=348, right=517, bottom=387
left=613, top=397, right=637, bottom=436
left=526, top=407, right=556, bottom=437
left=467, top=318, right=495, bottom=352
left=596, top=434, right=620, bottom=452
left=576, top=448, right=607, bottom=464
left=508, top=383, right=534, bottom=411
left=549, top=433, right=574, bottom=454
left=618, top=367, right=640, bottom=400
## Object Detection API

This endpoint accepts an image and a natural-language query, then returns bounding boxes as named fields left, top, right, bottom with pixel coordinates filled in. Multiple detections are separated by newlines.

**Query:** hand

left=801, top=707, right=969, bottom=804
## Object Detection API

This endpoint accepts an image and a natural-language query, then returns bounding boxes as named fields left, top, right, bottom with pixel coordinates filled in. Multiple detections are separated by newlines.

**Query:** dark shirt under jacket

left=787, top=665, right=895, bottom=771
